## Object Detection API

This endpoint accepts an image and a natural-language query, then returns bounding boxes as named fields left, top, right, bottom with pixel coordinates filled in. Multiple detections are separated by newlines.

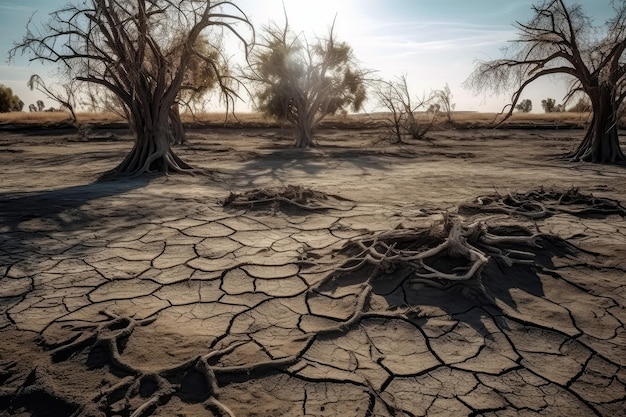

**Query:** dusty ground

left=0, top=124, right=625, bottom=417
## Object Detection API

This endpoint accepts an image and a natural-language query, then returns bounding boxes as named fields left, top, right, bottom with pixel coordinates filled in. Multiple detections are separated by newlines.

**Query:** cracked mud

left=1, top=127, right=625, bottom=416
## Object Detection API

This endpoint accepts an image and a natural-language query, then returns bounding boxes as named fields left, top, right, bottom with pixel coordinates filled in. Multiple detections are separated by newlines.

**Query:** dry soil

left=0, top=125, right=625, bottom=417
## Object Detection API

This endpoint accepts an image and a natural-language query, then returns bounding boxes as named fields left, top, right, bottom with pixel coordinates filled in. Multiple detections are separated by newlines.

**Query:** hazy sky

left=0, top=0, right=616, bottom=112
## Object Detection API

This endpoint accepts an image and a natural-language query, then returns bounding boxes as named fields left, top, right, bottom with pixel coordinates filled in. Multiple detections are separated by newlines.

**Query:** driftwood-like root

left=326, top=214, right=546, bottom=303
left=459, top=186, right=626, bottom=219
left=223, top=185, right=353, bottom=212
left=39, top=311, right=308, bottom=417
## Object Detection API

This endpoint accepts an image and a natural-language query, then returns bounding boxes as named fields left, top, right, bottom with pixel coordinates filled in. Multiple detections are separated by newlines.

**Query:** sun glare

left=251, top=0, right=360, bottom=38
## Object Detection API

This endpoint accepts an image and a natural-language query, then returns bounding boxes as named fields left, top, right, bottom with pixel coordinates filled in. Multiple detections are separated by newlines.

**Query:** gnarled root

left=459, top=186, right=626, bottom=219
left=328, top=214, right=546, bottom=302
left=41, top=311, right=305, bottom=417
left=223, top=185, right=353, bottom=212
left=45, top=311, right=156, bottom=369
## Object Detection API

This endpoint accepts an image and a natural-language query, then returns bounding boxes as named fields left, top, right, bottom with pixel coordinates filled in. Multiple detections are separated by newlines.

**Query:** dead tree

left=374, top=75, right=438, bottom=142
left=11, top=1, right=252, bottom=176
left=465, top=0, right=626, bottom=163
left=27, top=74, right=78, bottom=122
left=434, top=82, right=455, bottom=123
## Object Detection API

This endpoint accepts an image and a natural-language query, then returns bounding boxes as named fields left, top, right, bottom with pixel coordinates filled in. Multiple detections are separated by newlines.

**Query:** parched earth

left=0, top=125, right=625, bottom=416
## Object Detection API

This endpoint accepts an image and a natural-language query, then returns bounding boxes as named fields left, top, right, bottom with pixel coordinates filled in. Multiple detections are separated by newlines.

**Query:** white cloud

left=350, top=26, right=513, bottom=60
left=0, top=5, right=35, bottom=13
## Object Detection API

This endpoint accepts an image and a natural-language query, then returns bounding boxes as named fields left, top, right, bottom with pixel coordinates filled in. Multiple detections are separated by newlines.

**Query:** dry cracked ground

left=0, top=125, right=625, bottom=416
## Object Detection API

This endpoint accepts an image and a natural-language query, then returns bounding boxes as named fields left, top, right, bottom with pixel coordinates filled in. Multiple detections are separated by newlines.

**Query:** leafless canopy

left=27, top=74, right=79, bottom=122
left=465, top=0, right=626, bottom=163
left=10, top=0, right=252, bottom=176
left=373, top=75, right=439, bottom=142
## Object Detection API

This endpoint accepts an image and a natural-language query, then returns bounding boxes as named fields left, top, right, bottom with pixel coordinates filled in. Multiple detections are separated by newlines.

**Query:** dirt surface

left=1, top=125, right=625, bottom=416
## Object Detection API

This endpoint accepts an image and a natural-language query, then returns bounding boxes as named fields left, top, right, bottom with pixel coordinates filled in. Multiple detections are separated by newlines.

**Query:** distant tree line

left=0, top=83, right=69, bottom=115
left=514, top=97, right=592, bottom=114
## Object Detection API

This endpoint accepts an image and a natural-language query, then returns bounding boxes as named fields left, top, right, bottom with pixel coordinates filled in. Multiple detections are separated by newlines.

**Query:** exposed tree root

left=312, top=213, right=548, bottom=304
left=563, top=110, right=626, bottom=164
left=99, top=144, right=205, bottom=180
left=37, top=311, right=311, bottom=417
left=20, top=198, right=608, bottom=416
left=222, top=185, right=353, bottom=212
left=459, top=186, right=626, bottom=219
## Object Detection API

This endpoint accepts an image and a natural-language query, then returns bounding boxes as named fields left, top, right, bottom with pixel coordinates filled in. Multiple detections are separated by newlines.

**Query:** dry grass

left=0, top=111, right=125, bottom=125
left=0, top=111, right=274, bottom=127
left=0, top=109, right=604, bottom=130
left=447, top=111, right=592, bottom=124
left=181, top=111, right=271, bottom=125
left=334, top=111, right=596, bottom=129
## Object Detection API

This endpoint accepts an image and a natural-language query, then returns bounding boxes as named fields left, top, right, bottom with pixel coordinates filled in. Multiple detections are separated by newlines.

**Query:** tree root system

left=313, top=213, right=558, bottom=304
left=458, top=186, right=626, bottom=219
left=7, top=191, right=615, bottom=417
left=35, top=311, right=310, bottom=417
left=222, top=185, right=353, bottom=212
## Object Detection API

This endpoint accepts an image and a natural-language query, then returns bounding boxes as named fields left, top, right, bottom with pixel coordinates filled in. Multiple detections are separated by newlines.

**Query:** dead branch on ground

left=459, top=187, right=626, bottom=219
left=223, top=185, right=353, bottom=212
left=311, top=214, right=546, bottom=304
left=39, top=311, right=311, bottom=417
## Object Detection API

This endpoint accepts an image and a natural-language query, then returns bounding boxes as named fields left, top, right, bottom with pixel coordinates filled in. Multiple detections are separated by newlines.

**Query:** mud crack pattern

left=1, top=188, right=625, bottom=417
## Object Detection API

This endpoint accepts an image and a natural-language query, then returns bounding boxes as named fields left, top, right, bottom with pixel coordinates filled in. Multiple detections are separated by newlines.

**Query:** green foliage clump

left=515, top=99, right=532, bottom=113
left=0, top=84, right=24, bottom=113
left=249, top=20, right=367, bottom=147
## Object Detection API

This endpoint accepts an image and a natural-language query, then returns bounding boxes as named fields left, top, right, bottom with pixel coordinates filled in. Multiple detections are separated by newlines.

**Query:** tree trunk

left=105, top=117, right=194, bottom=177
left=294, top=109, right=314, bottom=148
left=294, top=123, right=313, bottom=148
left=65, top=104, right=77, bottom=124
left=169, top=104, right=186, bottom=146
left=568, top=87, right=626, bottom=163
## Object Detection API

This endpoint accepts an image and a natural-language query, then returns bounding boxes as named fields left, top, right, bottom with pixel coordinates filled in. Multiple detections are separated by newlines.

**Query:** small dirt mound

left=222, top=185, right=352, bottom=212
left=458, top=186, right=626, bottom=219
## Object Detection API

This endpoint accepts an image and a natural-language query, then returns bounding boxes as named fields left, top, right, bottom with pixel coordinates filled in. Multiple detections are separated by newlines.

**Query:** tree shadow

left=0, top=176, right=152, bottom=234
left=309, top=225, right=581, bottom=341
left=231, top=147, right=398, bottom=188
left=479, top=234, right=578, bottom=309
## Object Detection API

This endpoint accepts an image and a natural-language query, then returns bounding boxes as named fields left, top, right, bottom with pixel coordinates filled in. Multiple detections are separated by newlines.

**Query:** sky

left=0, top=0, right=617, bottom=113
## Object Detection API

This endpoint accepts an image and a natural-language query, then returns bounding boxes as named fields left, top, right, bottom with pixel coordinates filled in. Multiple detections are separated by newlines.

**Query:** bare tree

left=247, top=17, right=367, bottom=148
left=28, top=74, right=78, bottom=122
left=374, top=75, right=438, bottom=142
left=465, top=0, right=626, bottom=163
left=10, top=1, right=252, bottom=176
left=434, top=82, right=455, bottom=123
